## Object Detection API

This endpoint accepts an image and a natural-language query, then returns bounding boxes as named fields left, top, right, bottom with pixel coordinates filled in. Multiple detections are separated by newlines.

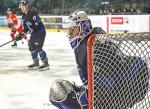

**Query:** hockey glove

left=15, top=33, right=24, bottom=41
left=8, top=23, right=14, bottom=28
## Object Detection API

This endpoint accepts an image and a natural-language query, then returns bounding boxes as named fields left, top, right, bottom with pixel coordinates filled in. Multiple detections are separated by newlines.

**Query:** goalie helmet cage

left=87, top=33, right=150, bottom=109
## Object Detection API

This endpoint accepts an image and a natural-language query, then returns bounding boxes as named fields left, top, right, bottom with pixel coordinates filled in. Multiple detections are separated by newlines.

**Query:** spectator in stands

left=121, top=8, right=127, bottom=14
left=136, top=8, right=142, bottom=14
left=110, top=8, right=116, bottom=15
left=99, top=9, right=103, bottom=15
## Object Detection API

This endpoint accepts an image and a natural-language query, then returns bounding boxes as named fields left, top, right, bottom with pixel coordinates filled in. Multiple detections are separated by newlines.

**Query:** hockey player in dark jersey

left=18, top=0, right=49, bottom=70
left=49, top=10, right=149, bottom=109
left=49, top=10, right=106, bottom=109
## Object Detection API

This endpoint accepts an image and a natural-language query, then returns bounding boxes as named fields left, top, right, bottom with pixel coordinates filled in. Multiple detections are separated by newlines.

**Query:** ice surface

left=0, top=30, right=82, bottom=109
left=1, top=30, right=150, bottom=109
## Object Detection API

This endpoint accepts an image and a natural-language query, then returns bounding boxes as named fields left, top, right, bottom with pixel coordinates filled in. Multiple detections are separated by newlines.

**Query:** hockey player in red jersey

left=6, top=8, right=23, bottom=47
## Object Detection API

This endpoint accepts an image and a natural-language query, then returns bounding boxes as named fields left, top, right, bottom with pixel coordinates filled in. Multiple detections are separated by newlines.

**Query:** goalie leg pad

left=78, top=86, right=88, bottom=106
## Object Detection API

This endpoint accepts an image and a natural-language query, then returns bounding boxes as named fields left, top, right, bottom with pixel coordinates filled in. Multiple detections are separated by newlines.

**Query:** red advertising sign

left=111, top=17, right=123, bottom=24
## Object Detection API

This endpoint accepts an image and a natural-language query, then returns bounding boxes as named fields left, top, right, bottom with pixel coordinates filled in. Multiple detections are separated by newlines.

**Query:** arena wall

left=0, top=15, right=150, bottom=33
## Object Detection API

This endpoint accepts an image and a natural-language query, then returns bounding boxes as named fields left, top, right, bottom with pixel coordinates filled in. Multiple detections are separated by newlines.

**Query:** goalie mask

left=67, top=10, right=93, bottom=49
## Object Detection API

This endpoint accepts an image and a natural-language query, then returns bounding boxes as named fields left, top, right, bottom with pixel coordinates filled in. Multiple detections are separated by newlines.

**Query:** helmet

left=19, top=0, right=28, bottom=8
left=67, top=10, right=93, bottom=49
left=7, top=8, right=13, bottom=14
left=7, top=8, right=12, bottom=12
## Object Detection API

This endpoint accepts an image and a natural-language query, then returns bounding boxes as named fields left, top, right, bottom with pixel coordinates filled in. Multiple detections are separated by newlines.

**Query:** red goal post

left=87, top=33, right=150, bottom=109
left=87, top=35, right=95, bottom=109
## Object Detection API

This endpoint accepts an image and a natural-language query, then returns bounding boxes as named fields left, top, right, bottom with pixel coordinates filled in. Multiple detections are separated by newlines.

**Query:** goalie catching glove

left=49, top=79, right=88, bottom=109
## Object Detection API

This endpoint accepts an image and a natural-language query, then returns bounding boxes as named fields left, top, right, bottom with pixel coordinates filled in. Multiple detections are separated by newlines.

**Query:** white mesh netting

left=89, top=33, right=150, bottom=109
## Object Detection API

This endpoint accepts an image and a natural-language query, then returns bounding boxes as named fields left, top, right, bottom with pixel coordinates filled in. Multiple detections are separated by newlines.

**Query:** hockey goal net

left=87, top=33, right=150, bottom=109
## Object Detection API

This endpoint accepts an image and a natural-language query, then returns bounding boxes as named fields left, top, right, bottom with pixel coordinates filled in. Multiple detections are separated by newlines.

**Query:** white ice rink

left=0, top=30, right=82, bottom=109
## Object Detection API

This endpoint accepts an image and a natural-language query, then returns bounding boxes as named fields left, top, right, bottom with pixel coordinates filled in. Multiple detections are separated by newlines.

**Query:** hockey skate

left=28, top=58, right=39, bottom=70
left=38, top=58, right=49, bottom=71
left=11, top=41, right=17, bottom=47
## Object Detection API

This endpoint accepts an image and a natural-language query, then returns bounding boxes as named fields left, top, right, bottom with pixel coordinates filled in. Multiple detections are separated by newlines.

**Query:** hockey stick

left=17, top=33, right=29, bottom=44
left=0, top=32, right=30, bottom=47
left=0, top=40, right=14, bottom=47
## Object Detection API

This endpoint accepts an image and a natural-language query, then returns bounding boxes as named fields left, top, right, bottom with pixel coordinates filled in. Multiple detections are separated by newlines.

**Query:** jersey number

left=26, top=22, right=33, bottom=32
